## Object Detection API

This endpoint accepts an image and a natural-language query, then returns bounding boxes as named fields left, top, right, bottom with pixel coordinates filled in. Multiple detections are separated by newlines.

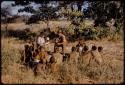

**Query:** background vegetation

left=1, top=1, right=124, bottom=84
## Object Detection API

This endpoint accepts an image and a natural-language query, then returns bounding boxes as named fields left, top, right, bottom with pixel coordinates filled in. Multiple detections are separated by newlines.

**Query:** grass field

left=1, top=21, right=124, bottom=84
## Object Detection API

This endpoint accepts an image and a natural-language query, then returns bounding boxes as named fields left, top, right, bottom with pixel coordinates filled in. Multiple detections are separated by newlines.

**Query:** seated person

left=80, top=45, right=92, bottom=65
left=69, top=46, right=79, bottom=64
left=39, top=47, right=48, bottom=64
left=50, top=47, right=63, bottom=65
left=91, top=45, right=103, bottom=64
left=49, top=47, right=63, bottom=72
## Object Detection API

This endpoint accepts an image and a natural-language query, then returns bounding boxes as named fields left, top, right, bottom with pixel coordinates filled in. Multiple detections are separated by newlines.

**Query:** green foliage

left=89, top=1, right=124, bottom=27
left=66, top=24, right=75, bottom=35
left=63, top=20, right=122, bottom=41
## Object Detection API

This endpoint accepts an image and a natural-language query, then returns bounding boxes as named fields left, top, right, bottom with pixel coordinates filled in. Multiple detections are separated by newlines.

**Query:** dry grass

left=1, top=36, right=124, bottom=84
left=1, top=21, right=71, bottom=33
left=1, top=21, right=124, bottom=84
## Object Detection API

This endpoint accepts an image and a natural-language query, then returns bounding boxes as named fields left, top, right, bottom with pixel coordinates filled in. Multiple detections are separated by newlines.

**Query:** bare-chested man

left=69, top=46, right=79, bottom=64
left=54, top=30, right=67, bottom=53
left=80, top=45, right=92, bottom=66
left=49, top=47, right=63, bottom=72
left=91, top=45, right=103, bottom=64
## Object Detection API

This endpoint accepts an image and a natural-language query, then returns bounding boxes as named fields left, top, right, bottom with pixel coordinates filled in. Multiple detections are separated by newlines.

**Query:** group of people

left=24, top=30, right=68, bottom=71
left=75, top=40, right=103, bottom=66
left=24, top=29, right=103, bottom=74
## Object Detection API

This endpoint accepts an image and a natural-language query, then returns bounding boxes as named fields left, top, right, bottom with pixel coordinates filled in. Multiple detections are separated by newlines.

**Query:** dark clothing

left=25, top=45, right=33, bottom=63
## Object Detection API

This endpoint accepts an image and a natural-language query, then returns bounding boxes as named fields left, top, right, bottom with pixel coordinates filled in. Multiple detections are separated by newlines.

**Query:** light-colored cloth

left=34, top=55, right=40, bottom=62
left=34, top=60, right=40, bottom=63
left=37, top=36, right=45, bottom=46
left=79, top=46, right=83, bottom=53
left=46, top=37, right=49, bottom=41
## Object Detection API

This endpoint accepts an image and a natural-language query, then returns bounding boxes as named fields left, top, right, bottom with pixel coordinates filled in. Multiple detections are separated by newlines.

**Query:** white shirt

left=37, top=36, right=45, bottom=46
left=79, top=46, right=83, bottom=52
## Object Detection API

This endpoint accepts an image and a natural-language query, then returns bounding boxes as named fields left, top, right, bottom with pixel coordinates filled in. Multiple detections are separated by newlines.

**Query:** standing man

left=37, top=32, right=45, bottom=48
left=54, top=30, right=67, bottom=53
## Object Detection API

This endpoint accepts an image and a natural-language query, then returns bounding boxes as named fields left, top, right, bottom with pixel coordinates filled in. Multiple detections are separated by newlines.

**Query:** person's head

left=29, top=45, right=33, bottom=51
left=25, top=45, right=29, bottom=50
left=72, top=46, right=76, bottom=52
left=54, top=47, right=59, bottom=52
left=40, top=32, right=44, bottom=37
left=58, top=29, right=63, bottom=34
left=83, top=45, right=89, bottom=52
left=92, top=45, right=97, bottom=51
left=98, top=46, right=103, bottom=52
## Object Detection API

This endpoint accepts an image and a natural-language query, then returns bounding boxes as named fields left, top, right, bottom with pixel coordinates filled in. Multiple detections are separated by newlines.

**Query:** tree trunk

left=5, top=17, right=8, bottom=37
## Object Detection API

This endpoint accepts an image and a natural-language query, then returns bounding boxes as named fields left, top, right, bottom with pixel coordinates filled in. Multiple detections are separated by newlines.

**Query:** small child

left=32, top=49, right=40, bottom=70
left=39, top=47, right=48, bottom=64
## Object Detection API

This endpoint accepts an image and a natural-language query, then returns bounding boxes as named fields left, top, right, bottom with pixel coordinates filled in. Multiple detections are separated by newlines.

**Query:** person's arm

left=62, top=34, right=67, bottom=43
left=58, top=35, right=65, bottom=44
left=32, top=52, right=36, bottom=60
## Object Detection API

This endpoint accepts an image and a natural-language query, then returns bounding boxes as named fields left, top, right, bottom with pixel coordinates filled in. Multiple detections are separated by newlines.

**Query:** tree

left=87, top=1, right=124, bottom=28
left=12, top=1, right=60, bottom=24
left=3, top=1, right=123, bottom=40
left=12, top=1, right=85, bottom=23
